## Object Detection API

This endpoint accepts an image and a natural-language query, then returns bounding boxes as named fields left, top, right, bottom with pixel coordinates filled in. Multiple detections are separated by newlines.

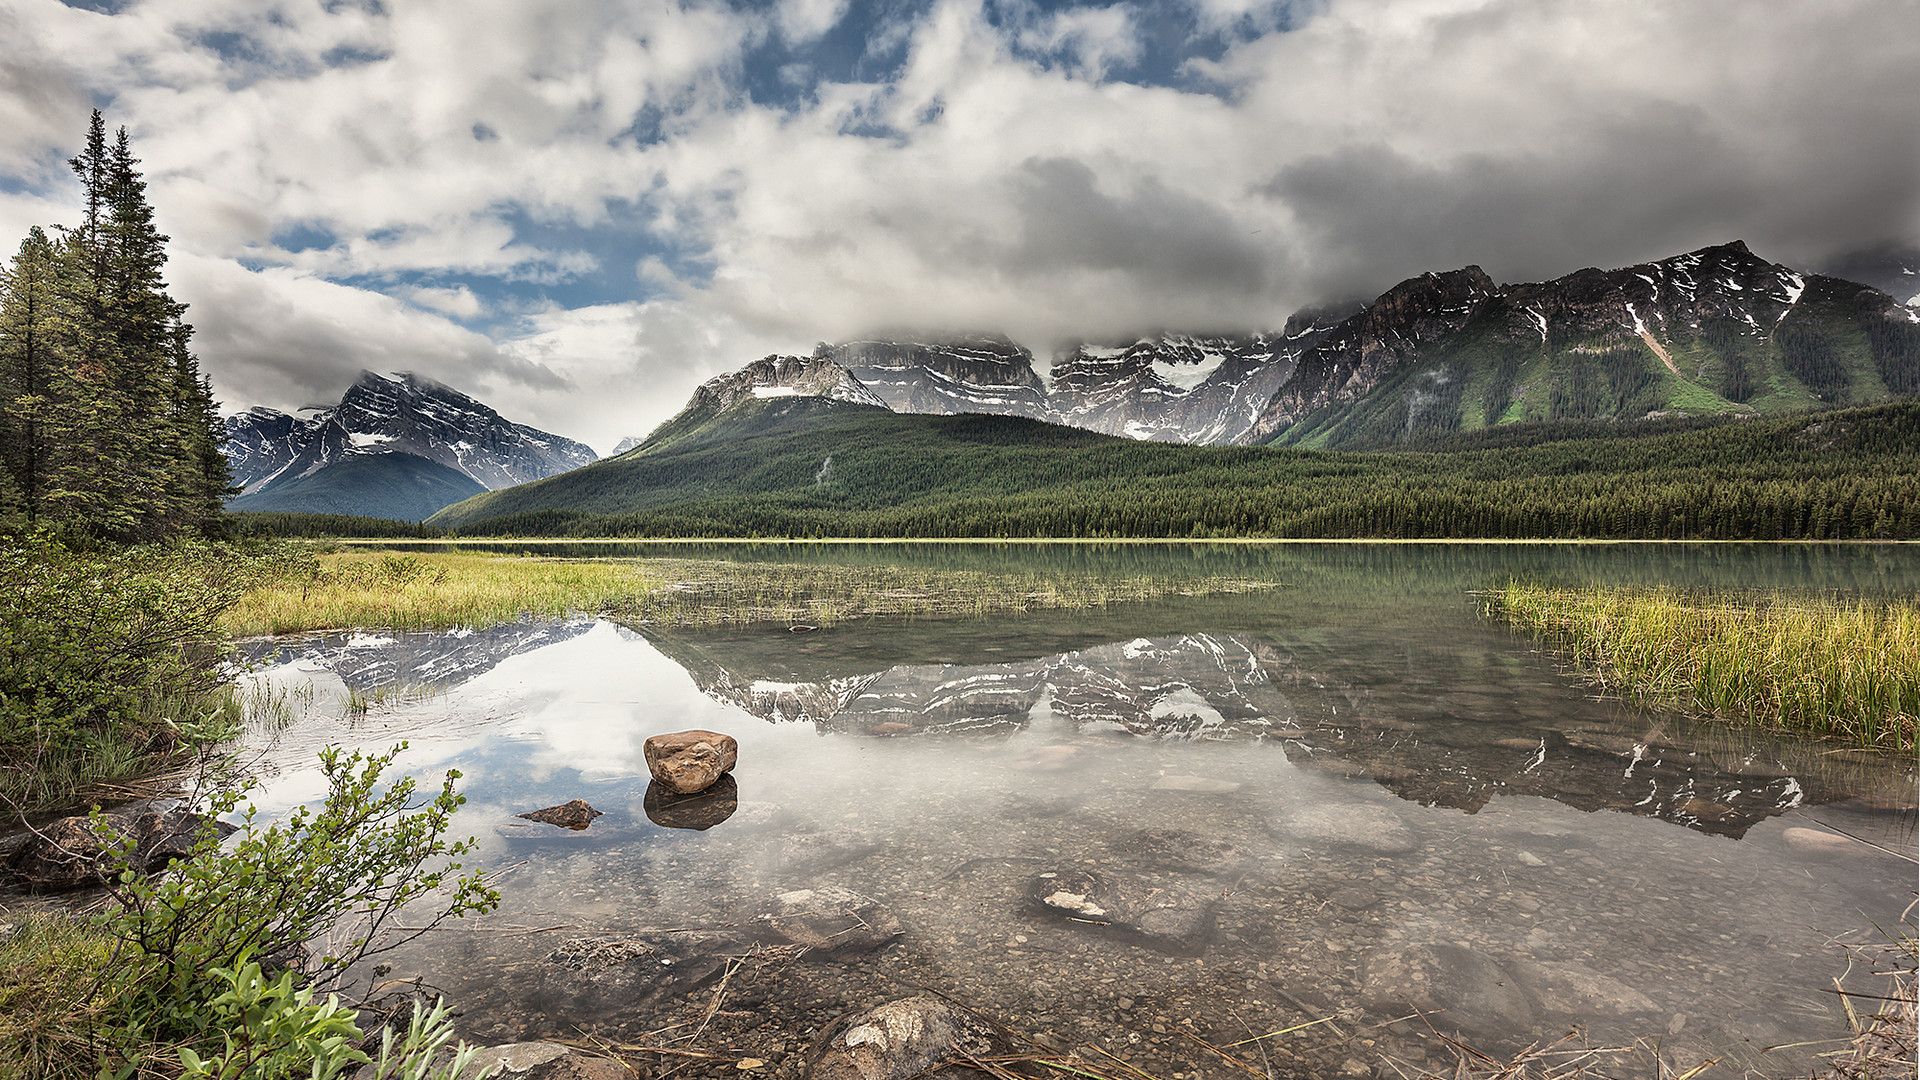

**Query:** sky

left=2, top=0, right=1917, bottom=454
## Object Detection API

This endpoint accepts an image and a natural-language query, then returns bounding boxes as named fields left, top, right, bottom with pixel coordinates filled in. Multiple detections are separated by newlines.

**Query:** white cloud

left=169, top=252, right=563, bottom=413
left=777, top=0, right=851, bottom=45
left=3, top=0, right=1916, bottom=448
left=401, top=284, right=485, bottom=319
left=494, top=297, right=799, bottom=453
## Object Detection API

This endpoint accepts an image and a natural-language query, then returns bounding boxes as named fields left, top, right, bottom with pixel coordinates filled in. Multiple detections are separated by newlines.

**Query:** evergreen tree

left=0, top=110, right=230, bottom=541
left=0, top=227, right=65, bottom=524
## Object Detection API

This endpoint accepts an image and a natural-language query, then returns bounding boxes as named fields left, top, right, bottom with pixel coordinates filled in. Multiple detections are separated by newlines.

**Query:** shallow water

left=228, top=543, right=1914, bottom=1077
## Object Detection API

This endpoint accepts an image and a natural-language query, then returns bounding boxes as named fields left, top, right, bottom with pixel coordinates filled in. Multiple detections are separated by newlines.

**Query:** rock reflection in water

left=643, top=775, right=739, bottom=830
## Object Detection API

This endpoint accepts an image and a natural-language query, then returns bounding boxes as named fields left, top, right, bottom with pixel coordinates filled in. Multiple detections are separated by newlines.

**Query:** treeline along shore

left=419, top=399, right=1920, bottom=541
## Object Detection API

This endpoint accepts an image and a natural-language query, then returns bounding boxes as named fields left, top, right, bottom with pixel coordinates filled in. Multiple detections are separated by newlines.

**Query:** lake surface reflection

left=236, top=543, right=1917, bottom=1078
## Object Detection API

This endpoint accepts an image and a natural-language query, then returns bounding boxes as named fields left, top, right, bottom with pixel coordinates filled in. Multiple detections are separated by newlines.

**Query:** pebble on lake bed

left=643, top=729, right=739, bottom=793
left=1781, top=826, right=1854, bottom=854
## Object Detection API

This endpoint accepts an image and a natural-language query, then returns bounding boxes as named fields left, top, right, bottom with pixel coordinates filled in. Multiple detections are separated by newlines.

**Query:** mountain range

left=228, top=240, right=1918, bottom=528
left=225, top=370, right=596, bottom=520
left=423, top=241, right=1919, bottom=539
left=725, top=241, right=1915, bottom=451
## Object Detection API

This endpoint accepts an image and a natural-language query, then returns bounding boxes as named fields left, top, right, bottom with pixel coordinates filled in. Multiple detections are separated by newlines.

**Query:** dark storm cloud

left=1008, top=156, right=1273, bottom=296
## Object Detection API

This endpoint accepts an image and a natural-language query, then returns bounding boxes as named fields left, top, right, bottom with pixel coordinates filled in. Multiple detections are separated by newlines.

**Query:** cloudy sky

left=3, top=0, right=1916, bottom=452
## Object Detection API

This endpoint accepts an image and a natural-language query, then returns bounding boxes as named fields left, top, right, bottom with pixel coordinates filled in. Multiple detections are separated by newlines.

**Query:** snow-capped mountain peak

left=224, top=370, right=596, bottom=496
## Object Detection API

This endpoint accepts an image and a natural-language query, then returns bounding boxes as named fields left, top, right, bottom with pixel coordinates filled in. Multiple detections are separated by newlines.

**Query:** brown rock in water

left=807, top=995, right=1007, bottom=1080
left=516, top=799, right=604, bottom=830
left=1782, top=826, right=1854, bottom=854
left=644, top=775, right=739, bottom=831
left=644, top=729, right=739, bottom=793
left=5, top=809, right=234, bottom=891
left=868, top=722, right=914, bottom=736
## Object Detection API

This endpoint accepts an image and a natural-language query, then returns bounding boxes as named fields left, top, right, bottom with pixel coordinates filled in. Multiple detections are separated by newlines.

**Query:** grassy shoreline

left=224, top=548, right=1282, bottom=636
left=1488, top=582, right=1919, bottom=749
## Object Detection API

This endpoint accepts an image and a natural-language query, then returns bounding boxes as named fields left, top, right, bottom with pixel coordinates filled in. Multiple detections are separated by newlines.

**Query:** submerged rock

left=516, top=799, right=604, bottom=830
left=1274, top=801, right=1417, bottom=854
left=460, top=1042, right=630, bottom=1080
left=744, top=886, right=902, bottom=958
left=533, top=932, right=737, bottom=1021
left=1360, top=943, right=1532, bottom=1038
left=644, top=729, right=739, bottom=794
left=1150, top=775, right=1241, bottom=793
left=1782, top=826, right=1854, bottom=854
left=1508, top=958, right=1658, bottom=1018
left=807, top=995, right=1007, bottom=1080
left=1025, top=868, right=1217, bottom=955
left=1114, top=828, right=1243, bottom=875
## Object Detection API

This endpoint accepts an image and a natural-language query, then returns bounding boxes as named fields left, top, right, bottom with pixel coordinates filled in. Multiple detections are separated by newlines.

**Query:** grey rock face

left=825, top=336, right=1050, bottom=420
left=224, top=370, right=594, bottom=495
left=1047, top=333, right=1300, bottom=444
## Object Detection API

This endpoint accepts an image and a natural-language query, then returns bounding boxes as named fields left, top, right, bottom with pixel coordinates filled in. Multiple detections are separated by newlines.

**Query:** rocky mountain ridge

left=225, top=370, right=596, bottom=497
left=648, top=241, right=1917, bottom=452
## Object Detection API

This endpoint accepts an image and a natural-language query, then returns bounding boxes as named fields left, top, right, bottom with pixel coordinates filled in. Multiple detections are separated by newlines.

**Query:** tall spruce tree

left=0, top=110, right=230, bottom=541
left=0, top=227, right=65, bottom=524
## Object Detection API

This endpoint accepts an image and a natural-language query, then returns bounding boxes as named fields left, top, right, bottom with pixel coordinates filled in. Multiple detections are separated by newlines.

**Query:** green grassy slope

left=428, top=397, right=1920, bottom=541
left=228, top=451, right=486, bottom=522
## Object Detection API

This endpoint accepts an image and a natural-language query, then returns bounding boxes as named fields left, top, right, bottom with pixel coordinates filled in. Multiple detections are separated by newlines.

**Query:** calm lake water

left=232, top=543, right=1916, bottom=1078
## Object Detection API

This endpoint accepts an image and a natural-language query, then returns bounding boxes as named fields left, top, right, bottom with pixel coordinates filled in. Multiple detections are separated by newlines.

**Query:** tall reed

left=1488, top=582, right=1918, bottom=749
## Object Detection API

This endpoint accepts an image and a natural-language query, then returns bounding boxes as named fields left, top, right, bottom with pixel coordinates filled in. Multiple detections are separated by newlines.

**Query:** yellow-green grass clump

left=614, top=559, right=1278, bottom=627
left=0, top=913, right=144, bottom=1078
left=222, top=550, right=657, bottom=637
left=1489, top=582, right=1918, bottom=749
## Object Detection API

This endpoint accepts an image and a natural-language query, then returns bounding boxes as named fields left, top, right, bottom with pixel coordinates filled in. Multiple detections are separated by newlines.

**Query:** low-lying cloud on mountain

left=2, top=0, right=1915, bottom=452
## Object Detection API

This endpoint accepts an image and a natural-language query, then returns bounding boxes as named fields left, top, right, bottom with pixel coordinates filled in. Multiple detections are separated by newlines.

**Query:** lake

left=234, top=542, right=1917, bottom=1078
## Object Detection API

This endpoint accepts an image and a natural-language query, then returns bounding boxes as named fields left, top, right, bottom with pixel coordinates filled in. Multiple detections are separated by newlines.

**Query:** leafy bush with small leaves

left=173, top=957, right=365, bottom=1080
left=0, top=533, right=283, bottom=809
left=99, top=744, right=500, bottom=1022
left=1, top=746, right=498, bottom=1079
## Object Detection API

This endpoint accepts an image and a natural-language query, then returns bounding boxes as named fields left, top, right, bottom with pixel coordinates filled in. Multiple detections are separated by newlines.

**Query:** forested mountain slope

left=428, top=397, right=1920, bottom=541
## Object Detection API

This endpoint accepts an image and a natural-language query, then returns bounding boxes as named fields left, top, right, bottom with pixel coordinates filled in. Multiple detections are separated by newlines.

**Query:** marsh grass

left=612, top=559, right=1280, bottom=627
left=222, top=550, right=656, bottom=636
left=1488, top=583, right=1919, bottom=749
left=0, top=912, right=149, bottom=1079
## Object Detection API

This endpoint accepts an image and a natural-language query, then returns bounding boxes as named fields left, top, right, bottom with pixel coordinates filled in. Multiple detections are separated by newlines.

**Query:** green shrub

left=0, top=534, right=298, bottom=809
left=1, top=745, right=498, bottom=1079
left=100, top=744, right=500, bottom=1017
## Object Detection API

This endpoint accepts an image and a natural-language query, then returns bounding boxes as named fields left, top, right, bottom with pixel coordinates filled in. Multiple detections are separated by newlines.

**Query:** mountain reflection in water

left=218, top=543, right=1916, bottom=1078
left=632, top=622, right=1858, bottom=840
